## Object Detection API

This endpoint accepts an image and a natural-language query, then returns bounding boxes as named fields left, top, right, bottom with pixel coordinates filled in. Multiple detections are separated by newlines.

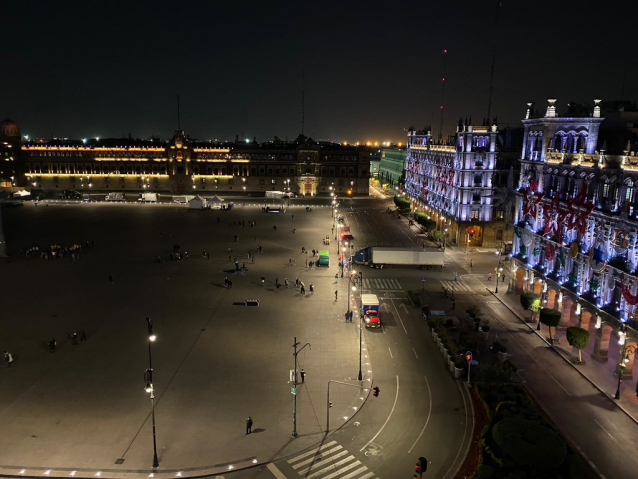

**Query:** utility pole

left=292, top=337, right=311, bottom=437
left=358, top=271, right=363, bottom=381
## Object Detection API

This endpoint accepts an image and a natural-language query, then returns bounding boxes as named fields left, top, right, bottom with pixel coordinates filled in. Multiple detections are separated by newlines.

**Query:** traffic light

left=465, top=351, right=473, bottom=362
left=469, top=229, right=475, bottom=237
left=415, top=456, right=427, bottom=476
left=373, top=386, right=380, bottom=397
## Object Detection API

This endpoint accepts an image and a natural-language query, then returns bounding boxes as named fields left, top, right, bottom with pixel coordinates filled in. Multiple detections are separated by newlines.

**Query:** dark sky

left=1, top=0, right=635, bottom=143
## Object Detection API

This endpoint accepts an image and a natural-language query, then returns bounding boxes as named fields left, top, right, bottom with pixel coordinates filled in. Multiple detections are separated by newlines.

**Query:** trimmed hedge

left=492, top=417, right=567, bottom=469
left=520, top=292, right=541, bottom=312
left=566, top=327, right=590, bottom=362
left=393, top=196, right=411, bottom=211
left=540, top=308, right=561, bottom=342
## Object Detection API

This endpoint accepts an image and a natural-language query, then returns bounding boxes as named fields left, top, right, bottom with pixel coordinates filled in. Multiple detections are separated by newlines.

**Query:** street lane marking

left=388, top=347, right=393, bottom=359
left=288, top=441, right=337, bottom=463
left=304, top=455, right=356, bottom=478
left=292, top=446, right=343, bottom=469
left=408, top=375, right=433, bottom=454
left=594, top=419, right=615, bottom=440
left=360, top=375, right=399, bottom=452
left=441, top=383, right=473, bottom=479
left=297, top=450, right=349, bottom=474
left=413, top=348, right=419, bottom=359
left=266, top=463, right=287, bottom=479
left=389, top=298, right=408, bottom=334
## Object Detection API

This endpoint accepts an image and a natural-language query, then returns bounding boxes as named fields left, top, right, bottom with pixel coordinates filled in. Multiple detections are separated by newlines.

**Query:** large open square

left=0, top=202, right=369, bottom=472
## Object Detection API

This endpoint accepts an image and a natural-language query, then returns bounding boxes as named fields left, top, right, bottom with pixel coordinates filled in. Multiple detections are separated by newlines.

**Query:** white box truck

left=354, top=247, right=444, bottom=267
left=138, top=192, right=158, bottom=203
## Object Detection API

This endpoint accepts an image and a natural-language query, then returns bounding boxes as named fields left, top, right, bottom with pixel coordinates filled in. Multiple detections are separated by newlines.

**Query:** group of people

left=47, top=330, right=87, bottom=353
left=20, top=241, right=93, bottom=261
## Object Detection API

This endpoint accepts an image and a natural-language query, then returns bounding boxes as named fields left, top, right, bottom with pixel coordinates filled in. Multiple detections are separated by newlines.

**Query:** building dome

left=0, top=119, right=20, bottom=138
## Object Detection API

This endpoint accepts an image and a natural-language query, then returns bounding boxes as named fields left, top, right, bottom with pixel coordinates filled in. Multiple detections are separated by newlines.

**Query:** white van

left=106, top=192, right=124, bottom=202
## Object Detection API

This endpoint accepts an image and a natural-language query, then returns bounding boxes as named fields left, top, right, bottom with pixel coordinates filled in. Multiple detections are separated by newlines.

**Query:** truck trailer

left=353, top=247, right=444, bottom=267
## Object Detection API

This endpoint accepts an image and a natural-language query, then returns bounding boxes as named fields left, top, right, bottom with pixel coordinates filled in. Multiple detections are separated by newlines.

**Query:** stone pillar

left=546, top=289, right=557, bottom=309
left=559, top=298, right=574, bottom=331
left=580, top=310, right=592, bottom=331
left=592, top=324, right=612, bottom=363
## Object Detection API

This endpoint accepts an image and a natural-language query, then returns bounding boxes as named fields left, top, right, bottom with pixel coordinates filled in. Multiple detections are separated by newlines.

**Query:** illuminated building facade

left=510, top=99, right=638, bottom=365
left=5, top=124, right=370, bottom=196
left=404, top=120, right=519, bottom=248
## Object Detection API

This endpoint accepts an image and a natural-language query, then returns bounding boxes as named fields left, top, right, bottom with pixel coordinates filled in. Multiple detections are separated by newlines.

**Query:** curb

left=486, top=288, right=638, bottom=427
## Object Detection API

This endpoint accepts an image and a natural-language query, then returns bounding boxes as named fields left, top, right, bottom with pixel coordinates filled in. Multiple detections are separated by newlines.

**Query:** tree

left=566, top=327, right=590, bottom=363
left=539, top=308, right=561, bottom=343
left=520, top=292, right=541, bottom=322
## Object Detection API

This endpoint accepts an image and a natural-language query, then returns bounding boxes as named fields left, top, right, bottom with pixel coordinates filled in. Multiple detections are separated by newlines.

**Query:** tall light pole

left=292, top=337, right=311, bottom=437
left=494, top=257, right=503, bottom=294
left=145, top=318, right=159, bottom=469
left=357, top=271, right=363, bottom=381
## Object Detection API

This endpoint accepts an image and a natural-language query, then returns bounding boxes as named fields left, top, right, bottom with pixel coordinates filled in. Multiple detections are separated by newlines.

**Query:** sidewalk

left=489, top=282, right=638, bottom=423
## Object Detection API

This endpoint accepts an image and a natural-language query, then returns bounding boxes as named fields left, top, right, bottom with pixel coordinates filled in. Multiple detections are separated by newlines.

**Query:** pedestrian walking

left=295, top=277, right=299, bottom=287
left=454, top=271, right=458, bottom=282
left=301, top=284, right=306, bottom=294
left=300, top=369, right=306, bottom=383
left=48, top=339, right=57, bottom=353
left=488, top=272, right=492, bottom=281
left=470, top=259, right=473, bottom=269
left=246, top=416, right=253, bottom=435
left=252, top=257, right=255, bottom=264
left=309, top=283, right=314, bottom=294
left=305, top=259, right=308, bottom=267
left=289, top=258, right=292, bottom=266
left=4, top=351, right=14, bottom=367
left=224, top=276, right=229, bottom=287
left=261, top=277, right=265, bottom=286
left=109, top=274, right=113, bottom=284
left=502, top=274, right=506, bottom=283
left=285, top=278, right=289, bottom=288
left=71, top=332, right=79, bottom=345
left=80, top=330, right=87, bottom=341
left=335, top=290, right=338, bottom=300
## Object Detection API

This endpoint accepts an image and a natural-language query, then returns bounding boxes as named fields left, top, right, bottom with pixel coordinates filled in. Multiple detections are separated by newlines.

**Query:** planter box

left=498, top=351, right=508, bottom=363
left=478, top=331, right=489, bottom=342
left=443, top=349, right=449, bottom=362
left=571, top=356, right=586, bottom=365
left=449, top=359, right=455, bottom=373
left=440, top=342, right=445, bottom=353
left=547, top=337, right=560, bottom=345
left=454, top=367, right=464, bottom=379
left=432, top=330, right=438, bottom=340
left=436, top=337, right=442, bottom=347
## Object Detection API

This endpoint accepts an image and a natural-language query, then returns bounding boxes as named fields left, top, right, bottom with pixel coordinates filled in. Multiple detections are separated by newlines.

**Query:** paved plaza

left=0, top=202, right=370, bottom=473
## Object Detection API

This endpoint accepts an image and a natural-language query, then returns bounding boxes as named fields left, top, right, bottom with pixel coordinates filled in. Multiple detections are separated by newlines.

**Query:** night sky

left=1, top=0, right=635, bottom=143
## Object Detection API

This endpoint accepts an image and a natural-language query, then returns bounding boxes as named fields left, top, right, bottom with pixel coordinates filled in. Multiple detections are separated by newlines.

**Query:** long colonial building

left=510, top=99, right=638, bottom=371
left=0, top=120, right=370, bottom=196
left=404, top=121, right=520, bottom=248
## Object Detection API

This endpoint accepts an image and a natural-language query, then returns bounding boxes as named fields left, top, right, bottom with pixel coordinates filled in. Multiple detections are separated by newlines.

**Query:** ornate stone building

left=5, top=123, right=370, bottom=196
left=404, top=121, right=520, bottom=248
left=511, top=99, right=638, bottom=374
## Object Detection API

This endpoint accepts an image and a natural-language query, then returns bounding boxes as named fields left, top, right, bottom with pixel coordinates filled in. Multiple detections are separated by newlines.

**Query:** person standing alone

left=246, top=416, right=253, bottom=435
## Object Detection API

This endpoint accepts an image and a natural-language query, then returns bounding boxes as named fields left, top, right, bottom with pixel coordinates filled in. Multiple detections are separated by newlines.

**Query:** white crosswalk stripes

left=441, top=280, right=474, bottom=293
left=286, top=441, right=378, bottom=479
left=362, top=278, right=402, bottom=291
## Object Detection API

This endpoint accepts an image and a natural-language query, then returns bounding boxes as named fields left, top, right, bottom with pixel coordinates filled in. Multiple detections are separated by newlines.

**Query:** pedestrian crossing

left=441, top=279, right=474, bottom=293
left=362, top=278, right=402, bottom=291
left=287, top=440, right=377, bottom=479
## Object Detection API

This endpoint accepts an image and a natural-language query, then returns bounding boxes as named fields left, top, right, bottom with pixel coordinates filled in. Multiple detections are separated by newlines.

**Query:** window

left=471, top=209, right=480, bottom=219
left=474, top=173, right=482, bottom=185
left=472, top=190, right=481, bottom=203
left=271, top=179, right=276, bottom=184
left=603, top=179, right=610, bottom=198
left=626, top=181, right=634, bottom=202
left=496, top=209, right=504, bottom=220
left=251, top=167, right=257, bottom=176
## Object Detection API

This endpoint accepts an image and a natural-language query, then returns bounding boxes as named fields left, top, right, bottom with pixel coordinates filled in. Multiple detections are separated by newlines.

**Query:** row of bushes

left=413, top=211, right=437, bottom=230
left=393, top=195, right=411, bottom=211
left=520, top=292, right=590, bottom=357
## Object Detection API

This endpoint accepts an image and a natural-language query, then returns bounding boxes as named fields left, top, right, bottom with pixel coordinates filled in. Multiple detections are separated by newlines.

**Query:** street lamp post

left=292, top=337, right=311, bottom=437
left=358, top=271, right=363, bottom=381
left=145, top=318, right=159, bottom=469
left=495, top=258, right=504, bottom=294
